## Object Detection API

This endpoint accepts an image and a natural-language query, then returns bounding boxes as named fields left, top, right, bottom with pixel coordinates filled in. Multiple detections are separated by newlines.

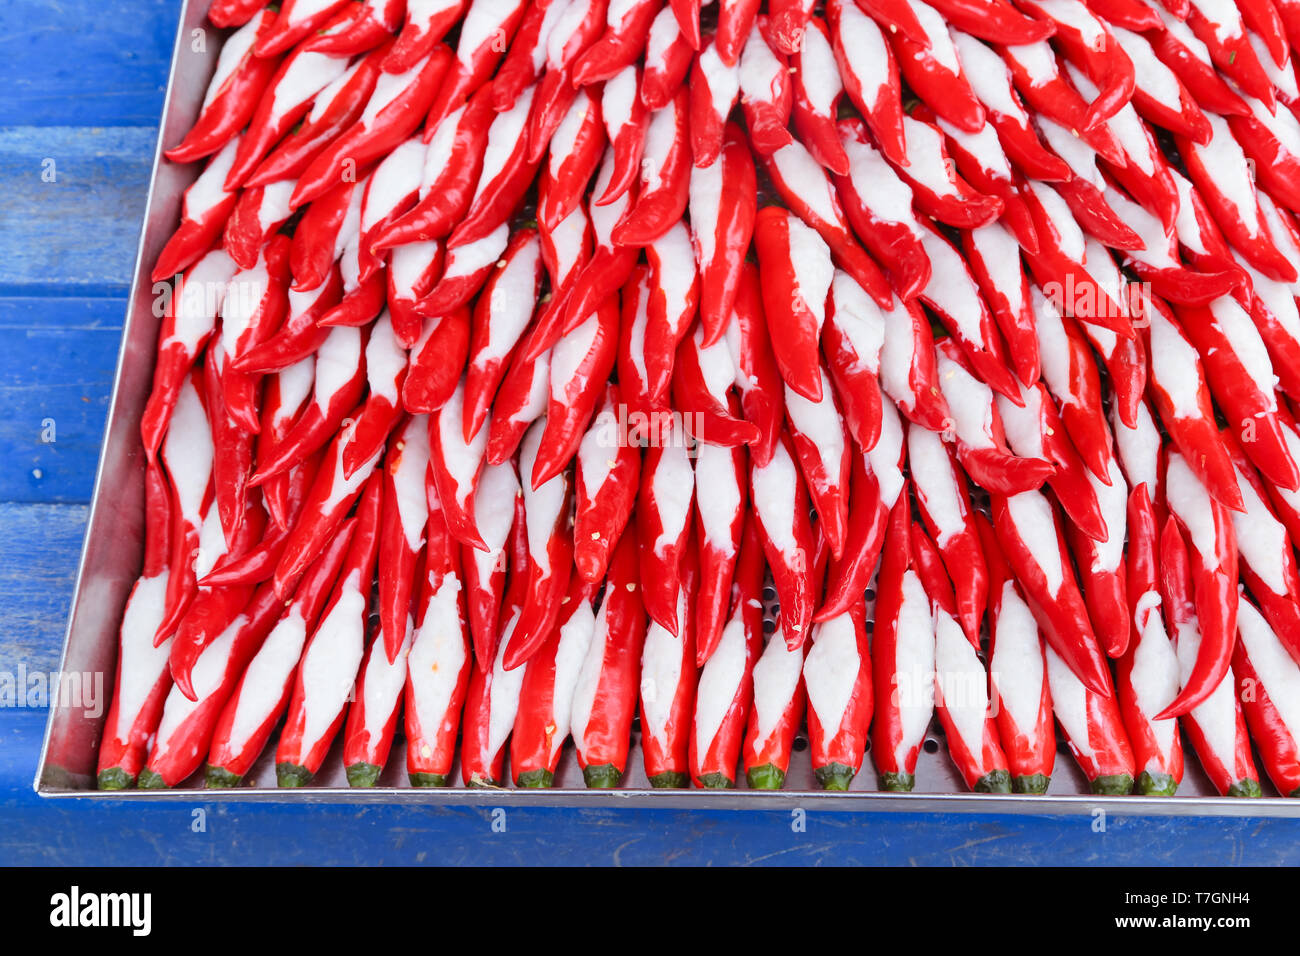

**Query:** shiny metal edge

left=30, top=0, right=1300, bottom=819
left=31, top=786, right=1300, bottom=817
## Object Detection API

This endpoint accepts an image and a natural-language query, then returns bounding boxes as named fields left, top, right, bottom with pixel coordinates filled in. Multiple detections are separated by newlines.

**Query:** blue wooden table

left=2, top=0, right=1298, bottom=866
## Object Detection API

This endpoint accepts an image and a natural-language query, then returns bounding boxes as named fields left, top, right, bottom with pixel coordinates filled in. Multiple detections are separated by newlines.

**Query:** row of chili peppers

left=91, top=0, right=1300, bottom=796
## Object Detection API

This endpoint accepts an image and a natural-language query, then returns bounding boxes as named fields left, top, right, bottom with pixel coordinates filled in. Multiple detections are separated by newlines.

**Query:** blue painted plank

left=0, top=1, right=182, bottom=128
left=0, top=127, right=159, bottom=296
left=0, top=503, right=86, bottom=676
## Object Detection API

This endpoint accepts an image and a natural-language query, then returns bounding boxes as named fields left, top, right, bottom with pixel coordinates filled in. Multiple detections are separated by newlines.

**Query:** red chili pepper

left=1246, top=262, right=1300, bottom=401
left=203, top=347, right=257, bottom=559
left=273, top=473, right=383, bottom=786
left=690, top=439, right=747, bottom=666
left=502, top=418, right=577, bottom=668
left=531, top=297, right=620, bottom=488
left=303, top=0, right=405, bottom=56
left=1220, top=435, right=1300, bottom=668
left=424, top=380, right=487, bottom=553
left=1112, top=484, right=1184, bottom=794
left=1066, top=246, right=1147, bottom=430
left=291, top=47, right=452, bottom=210
left=1159, top=517, right=1262, bottom=796
left=423, top=0, right=529, bottom=129
left=256, top=0, right=354, bottom=58
left=373, top=415, right=428, bottom=666
left=223, top=182, right=294, bottom=273
left=165, top=12, right=280, bottom=165
left=245, top=47, right=386, bottom=189
left=462, top=230, right=542, bottom=440
left=639, top=6, right=694, bottom=108
left=539, top=182, right=594, bottom=307
left=418, top=222, right=509, bottom=314
left=357, top=140, right=428, bottom=281
left=610, top=89, right=689, bottom=246
left=1234, top=600, right=1300, bottom=797
left=878, top=294, right=952, bottom=433
left=591, top=66, right=649, bottom=208
left=890, top=2, right=985, bottom=133
left=928, top=0, right=1054, bottom=41
left=572, top=0, right=661, bottom=85
left=869, top=497, right=933, bottom=792
left=907, top=423, right=989, bottom=644
left=209, top=0, right=267, bottom=28
left=635, top=439, right=695, bottom=637
left=96, top=467, right=175, bottom=789
left=933, top=599, right=1013, bottom=792
left=802, top=602, right=874, bottom=790
left=688, top=36, right=740, bottom=169
left=510, top=574, right=600, bottom=786
left=155, top=372, right=216, bottom=646
left=716, top=0, right=760, bottom=64
left=736, top=18, right=794, bottom=157
left=203, top=518, right=358, bottom=787
left=485, top=342, right=551, bottom=465
left=826, top=0, right=906, bottom=165
left=272, top=414, right=384, bottom=601
left=742, top=620, right=808, bottom=789
left=761, top=142, right=894, bottom=306
left=536, top=93, right=604, bottom=233
left=753, top=206, right=833, bottom=402
left=342, top=603, right=413, bottom=787
left=217, top=236, right=293, bottom=434
left=831, top=121, right=930, bottom=302
left=574, top=385, right=641, bottom=584
left=1183, top=0, right=1277, bottom=104
left=286, top=176, right=362, bottom=295
left=999, top=42, right=1127, bottom=164
left=385, top=241, right=444, bottom=348
left=819, top=272, right=885, bottom=453
left=404, top=488, right=474, bottom=786
left=1044, top=641, right=1136, bottom=794
left=1109, top=25, right=1211, bottom=144
left=1064, top=454, right=1130, bottom=659
left=253, top=364, right=320, bottom=534
left=673, top=321, right=762, bottom=450
left=570, top=525, right=648, bottom=786
left=784, top=19, right=848, bottom=176
left=639, top=542, right=699, bottom=787
left=990, top=489, right=1113, bottom=696
left=491, top=0, right=564, bottom=112
left=1177, top=115, right=1298, bottom=283
left=917, top=224, right=1021, bottom=401
left=459, top=610, right=529, bottom=787
left=1157, top=451, right=1240, bottom=719
left=385, top=0, right=470, bottom=74
left=783, top=366, right=851, bottom=558
left=690, top=513, right=763, bottom=785
left=1030, top=286, right=1117, bottom=483
left=403, top=307, right=472, bottom=413
left=445, top=95, right=542, bottom=249
left=960, top=224, right=1038, bottom=386
left=1178, top=297, right=1300, bottom=491
left=1085, top=0, right=1163, bottom=29
left=932, top=339, right=1054, bottom=495
left=688, top=124, right=756, bottom=345
left=1141, top=296, right=1244, bottom=512
left=225, top=44, right=353, bottom=190
left=1016, top=0, right=1135, bottom=131
left=137, top=581, right=284, bottom=788
left=750, top=430, right=817, bottom=649
left=1148, top=11, right=1250, bottom=116
left=721, top=264, right=786, bottom=465
left=251, top=326, right=367, bottom=485
left=141, top=250, right=239, bottom=461
left=151, top=139, right=241, bottom=284
left=817, top=404, right=901, bottom=621
left=977, top=512, right=1056, bottom=793
left=459, top=463, right=519, bottom=671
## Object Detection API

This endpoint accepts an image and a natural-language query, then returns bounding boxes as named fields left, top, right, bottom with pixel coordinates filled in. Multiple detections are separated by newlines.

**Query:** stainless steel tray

left=34, top=0, right=1300, bottom=815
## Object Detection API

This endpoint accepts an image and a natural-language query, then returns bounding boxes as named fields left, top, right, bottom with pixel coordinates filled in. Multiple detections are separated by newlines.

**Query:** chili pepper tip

left=276, top=762, right=313, bottom=788
left=409, top=772, right=451, bottom=788
left=1135, top=771, right=1178, bottom=796
left=880, top=771, right=914, bottom=792
left=205, top=765, right=243, bottom=788
left=96, top=768, right=133, bottom=791
left=1013, top=774, right=1050, bottom=795
left=745, top=764, right=786, bottom=790
left=583, top=764, right=623, bottom=788
left=346, top=763, right=382, bottom=788
left=516, top=770, right=554, bottom=788
left=814, top=763, right=856, bottom=791
left=696, top=772, right=735, bottom=789
left=136, top=769, right=166, bottom=790
left=973, top=770, right=1012, bottom=794
left=649, top=771, right=690, bottom=788
left=1089, top=774, right=1134, bottom=795
left=1227, top=779, right=1263, bottom=799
